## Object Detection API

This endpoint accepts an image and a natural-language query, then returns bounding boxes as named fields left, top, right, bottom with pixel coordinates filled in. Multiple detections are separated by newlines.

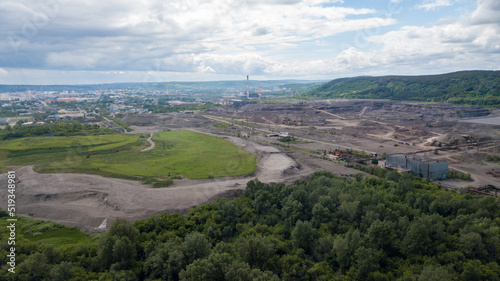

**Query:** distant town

left=0, top=79, right=308, bottom=127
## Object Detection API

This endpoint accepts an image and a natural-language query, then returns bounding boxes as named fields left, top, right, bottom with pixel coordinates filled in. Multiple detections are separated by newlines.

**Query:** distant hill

left=306, top=71, right=500, bottom=107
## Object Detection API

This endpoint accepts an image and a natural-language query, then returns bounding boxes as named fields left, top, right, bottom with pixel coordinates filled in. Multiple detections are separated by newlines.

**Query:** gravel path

left=140, top=133, right=156, bottom=152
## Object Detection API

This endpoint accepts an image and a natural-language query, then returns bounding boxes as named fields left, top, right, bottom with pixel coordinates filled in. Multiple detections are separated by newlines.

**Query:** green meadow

left=0, top=215, right=90, bottom=246
left=0, top=130, right=257, bottom=180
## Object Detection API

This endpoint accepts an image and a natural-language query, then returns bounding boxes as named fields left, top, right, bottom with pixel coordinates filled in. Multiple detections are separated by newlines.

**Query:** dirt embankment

left=0, top=136, right=306, bottom=233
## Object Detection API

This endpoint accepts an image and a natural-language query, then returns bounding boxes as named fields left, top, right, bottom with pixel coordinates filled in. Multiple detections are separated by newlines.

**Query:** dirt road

left=140, top=133, right=156, bottom=152
left=0, top=136, right=307, bottom=233
left=203, top=114, right=377, bottom=154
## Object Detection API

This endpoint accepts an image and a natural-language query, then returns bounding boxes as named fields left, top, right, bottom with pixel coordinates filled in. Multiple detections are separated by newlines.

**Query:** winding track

left=140, top=133, right=156, bottom=152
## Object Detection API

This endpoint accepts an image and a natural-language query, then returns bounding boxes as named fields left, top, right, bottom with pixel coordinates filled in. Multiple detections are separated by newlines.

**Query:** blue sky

left=0, top=0, right=498, bottom=84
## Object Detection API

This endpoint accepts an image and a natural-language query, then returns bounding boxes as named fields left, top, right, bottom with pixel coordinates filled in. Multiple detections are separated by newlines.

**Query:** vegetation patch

left=213, top=122, right=231, bottom=129
left=152, top=179, right=174, bottom=188
left=144, top=130, right=257, bottom=179
left=0, top=134, right=136, bottom=152
left=447, top=169, right=473, bottom=181
left=0, top=122, right=116, bottom=140
left=0, top=212, right=89, bottom=246
left=0, top=130, right=256, bottom=180
left=486, top=154, right=500, bottom=163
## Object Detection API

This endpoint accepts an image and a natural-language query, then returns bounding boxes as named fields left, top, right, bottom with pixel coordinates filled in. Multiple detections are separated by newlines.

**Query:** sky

left=0, top=0, right=499, bottom=85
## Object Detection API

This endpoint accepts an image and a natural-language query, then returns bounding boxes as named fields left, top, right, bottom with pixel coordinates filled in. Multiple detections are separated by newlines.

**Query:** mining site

left=1, top=99, right=499, bottom=232
left=200, top=99, right=500, bottom=188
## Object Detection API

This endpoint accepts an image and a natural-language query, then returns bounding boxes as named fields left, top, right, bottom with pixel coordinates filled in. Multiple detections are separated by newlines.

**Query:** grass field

left=0, top=212, right=89, bottom=246
left=0, top=134, right=137, bottom=151
left=0, top=130, right=257, bottom=180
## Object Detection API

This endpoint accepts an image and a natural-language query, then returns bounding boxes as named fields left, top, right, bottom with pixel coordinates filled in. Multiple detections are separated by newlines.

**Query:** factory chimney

left=247, top=75, right=249, bottom=99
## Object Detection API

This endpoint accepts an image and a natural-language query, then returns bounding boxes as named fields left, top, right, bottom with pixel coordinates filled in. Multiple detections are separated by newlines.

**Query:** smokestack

left=247, top=75, right=249, bottom=99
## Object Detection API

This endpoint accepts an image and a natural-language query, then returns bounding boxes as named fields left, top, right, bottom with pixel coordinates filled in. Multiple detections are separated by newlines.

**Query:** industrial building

left=386, top=154, right=448, bottom=180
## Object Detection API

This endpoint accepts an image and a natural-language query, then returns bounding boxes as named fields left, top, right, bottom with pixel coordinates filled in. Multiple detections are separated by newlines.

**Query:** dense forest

left=0, top=122, right=116, bottom=140
left=306, top=71, right=500, bottom=107
left=1, top=170, right=498, bottom=280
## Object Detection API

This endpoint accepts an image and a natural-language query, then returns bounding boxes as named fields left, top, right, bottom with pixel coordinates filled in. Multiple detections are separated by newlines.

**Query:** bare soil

left=0, top=135, right=308, bottom=233
left=206, top=99, right=500, bottom=188
left=2, top=99, right=499, bottom=233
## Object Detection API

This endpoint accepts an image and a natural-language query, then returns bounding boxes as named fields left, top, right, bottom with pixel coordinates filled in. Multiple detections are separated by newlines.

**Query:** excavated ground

left=207, top=99, right=500, bottom=188
left=1, top=100, right=498, bottom=233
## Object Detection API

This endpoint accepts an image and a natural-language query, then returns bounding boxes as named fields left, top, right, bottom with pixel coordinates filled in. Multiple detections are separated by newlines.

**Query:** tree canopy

left=1, top=170, right=499, bottom=280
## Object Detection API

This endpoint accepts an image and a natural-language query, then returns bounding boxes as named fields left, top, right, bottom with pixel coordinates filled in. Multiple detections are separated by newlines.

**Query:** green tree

left=402, top=220, right=432, bottom=256
left=43, top=245, right=61, bottom=264
left=182, top=232, right=211, bottom=264
left=367, top=220, right=397, bottom=255
left=254, top=190, right=273, bottom=215
left=291, top=220, right=316, bottom=254
left=143, top=240, right=185, bottom=281
left=307, top=261, right=335, bottom=281
left=107, top=218, right=140, bottom=244
left=339, top=201, right=360, bottom=222
left=97, top=218, right=140, bottom=270
left=312, top=203, right=332, bottom=227
left=97, top=236, right=116, bottom=270
left=460, top=259, right=500, bottom=281
left=98, top=269, right=136, bottom=281
left=279, top=252, right=314, bottom=281
left=355, top=247, right=381, bottom=278
left=217, top=198, right=240, bottom=226
left=50, top=262, right=73, bottom=281
left=354, top=173, right=363, bottom=182
left=386, top=170, right=401, bottom=182
left=225, top=261, right=280, bottom=281
left=18, top=253, right=49, bottom=280
left=180, top=252, right=233, bottom=281
left=282, top=198, right=304, bottom=227
left=333, top=236, right=349, bottom=270
left=237, top=235, right=275, bottom=268
left=417, top=265, right=452, bottom=281
left=460, top=232, right=487, bottom=259
left=111, top=237, right=137, bottom=270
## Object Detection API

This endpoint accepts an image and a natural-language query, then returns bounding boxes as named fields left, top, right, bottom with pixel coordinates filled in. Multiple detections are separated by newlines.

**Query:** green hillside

left=306, top=70, right=500, bottom=107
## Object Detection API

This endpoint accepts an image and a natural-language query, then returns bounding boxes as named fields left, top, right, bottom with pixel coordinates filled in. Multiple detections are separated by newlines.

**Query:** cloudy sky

left=0, top=0, right=499, bottom=84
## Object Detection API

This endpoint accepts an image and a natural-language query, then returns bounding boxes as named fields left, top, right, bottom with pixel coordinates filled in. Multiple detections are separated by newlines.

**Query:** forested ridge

left=306, top=70, right=500, bottom=107
left=1, top=171, right=499, bottom=280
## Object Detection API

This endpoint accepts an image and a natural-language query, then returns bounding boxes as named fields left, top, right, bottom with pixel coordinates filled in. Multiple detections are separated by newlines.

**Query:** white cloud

left=323, top=4, right=500, bottom=75
left=0, top=0, right=498, bottom=83
left=0, top=0, right=396, bottom=76
left=471, top=0, right=500, bottom=25
left=250, top=0, right=500, bottom=77
left=416, top=0, right=452, bottom=11
left=0, top=68, right=7, bottom=75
